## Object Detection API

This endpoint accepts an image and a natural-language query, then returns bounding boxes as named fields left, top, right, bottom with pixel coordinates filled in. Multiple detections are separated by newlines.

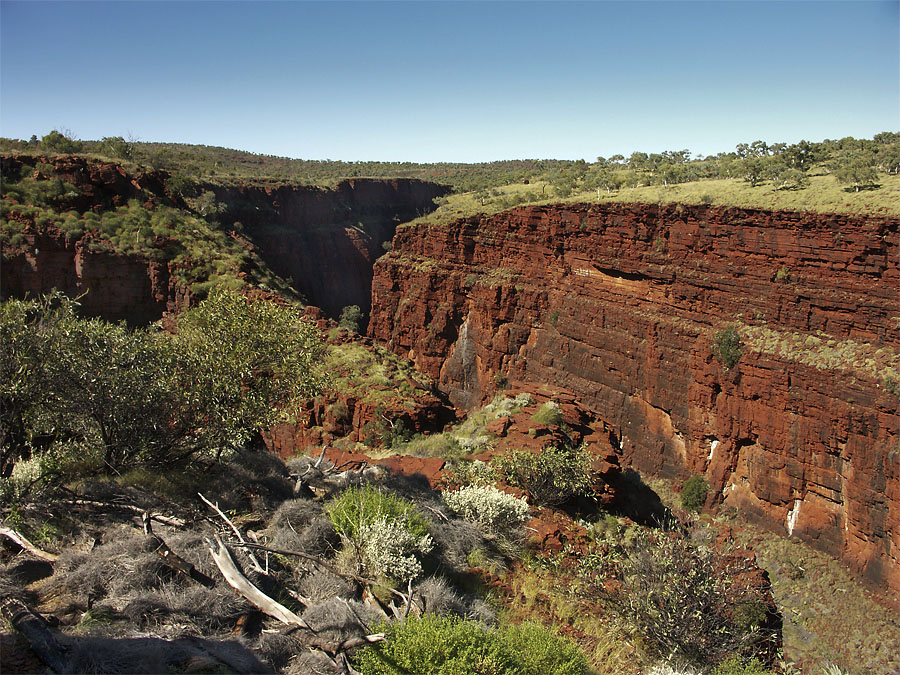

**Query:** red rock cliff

left=369, top=202, right=900, bottom=596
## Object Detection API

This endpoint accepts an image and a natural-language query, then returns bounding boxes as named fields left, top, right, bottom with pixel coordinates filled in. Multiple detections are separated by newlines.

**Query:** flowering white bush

left=456, top=435, right=493, bottom=454
left=359, top=516, right=434, bottom=582
left=442, top=485, right=530, bottom=533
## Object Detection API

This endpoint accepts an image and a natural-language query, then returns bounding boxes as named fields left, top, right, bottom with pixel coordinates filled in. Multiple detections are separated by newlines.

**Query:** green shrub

left=440, top=459, right=498, bottom=489
left=326, top=484, right=429, bottom=544
left=353, top=615, right=587, bottom=675
left=681, top=475, right=709, bottom=512
left=327, top=399, right=350, bottom=423
left=712, top=655, right=775, bottom=675
left=499, top=622, right=589, bottom=675
left=712, top=325, right=742, bottom=369
left=531, top=401, right=563, bottom=426
left=585, top=532, right=776, bottom=668
left=339, top=304, right=364, bottom=333
left=494, top=444, right=594, bottom=507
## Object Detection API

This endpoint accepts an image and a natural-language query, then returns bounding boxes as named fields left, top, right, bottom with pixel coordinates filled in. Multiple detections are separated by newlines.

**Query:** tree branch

left=198, top=492, right=266, bottom=574
left=208, top=535, right=309, bottom=628
left=0, top=526, right=58, bottom=561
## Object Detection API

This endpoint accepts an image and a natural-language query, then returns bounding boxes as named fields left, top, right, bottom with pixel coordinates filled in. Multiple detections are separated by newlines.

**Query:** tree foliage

left=172, top=288, right=328, bottom=455
left=681, top=475, right=710, bottom=512
left=1, top=292, right=179, bottom=477
left=339, top=304, right=364, bottom=333
left=1, top=290, right=327, bottom=485
left=494, top=444, right=594, bottom=507
left=712, top=325, right=742, bottom=370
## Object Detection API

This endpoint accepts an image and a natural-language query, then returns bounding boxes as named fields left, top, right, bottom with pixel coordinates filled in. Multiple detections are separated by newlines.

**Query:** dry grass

left=405, top=173, right=899, bottom=232
left=738, top=323, right=899, bottom=384
left=732, top=523, right=900, bottom=675
left=499, top=563, right=640, bottom=675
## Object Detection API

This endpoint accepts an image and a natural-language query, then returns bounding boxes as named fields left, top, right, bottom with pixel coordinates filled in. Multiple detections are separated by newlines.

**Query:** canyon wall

left=212, top=179, right=450, bottom=319
left=369, top=202, right=900, bottom=595
left=1, top=154, right=449, bottom=323
left=1, top=228, right=190, bottom=324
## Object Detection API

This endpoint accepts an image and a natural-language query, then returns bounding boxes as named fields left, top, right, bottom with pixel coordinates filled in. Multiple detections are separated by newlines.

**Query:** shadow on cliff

left=609, top=468, right=677, bottom=529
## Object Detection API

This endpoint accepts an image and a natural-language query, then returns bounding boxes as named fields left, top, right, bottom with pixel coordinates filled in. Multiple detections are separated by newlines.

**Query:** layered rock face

left=1, top=155, right=190, bottom=323
left=369, top=202, right=900, bottom=595
left=212, top=179, right=450, bottom=319
left=1, top=228, right=189, bottom=324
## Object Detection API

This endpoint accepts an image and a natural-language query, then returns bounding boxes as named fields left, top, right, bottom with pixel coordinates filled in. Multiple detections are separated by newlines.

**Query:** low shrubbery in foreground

left=353, top=614, right=587, bottom=675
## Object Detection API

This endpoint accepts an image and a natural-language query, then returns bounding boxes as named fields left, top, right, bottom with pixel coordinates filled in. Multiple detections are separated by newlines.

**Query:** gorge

left=2, top=155, right=898, bottom=602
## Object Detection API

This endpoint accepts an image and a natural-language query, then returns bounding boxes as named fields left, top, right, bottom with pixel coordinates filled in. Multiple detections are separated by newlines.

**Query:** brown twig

left=0, top=526, right=58, bottom=561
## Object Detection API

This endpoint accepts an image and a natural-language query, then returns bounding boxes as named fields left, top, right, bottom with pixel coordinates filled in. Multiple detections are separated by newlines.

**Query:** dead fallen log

left=0, top=526, right=58, bottom=562
left=1, top=598, right=68, bottom=673
left=142, top=513, right=215, bottom=588
left=306, top=632, right=386, bottom=656
left=209, top=537, right=386, bottom=666
left=199, top=492, right=266, bottom=574
left=232, top=542, right=418, bottom=611
left=61, top=497, right=186, bottom=527
left=208, top=535, right=310, bottom=628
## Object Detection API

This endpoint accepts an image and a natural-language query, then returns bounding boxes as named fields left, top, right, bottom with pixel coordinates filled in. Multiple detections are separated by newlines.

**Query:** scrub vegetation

left=2, top=129, right=895, bottom=674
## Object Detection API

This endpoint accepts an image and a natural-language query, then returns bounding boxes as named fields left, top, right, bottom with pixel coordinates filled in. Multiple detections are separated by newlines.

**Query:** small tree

left=0, top=293, right=181, bottom=475
left=40, top=129, right=82, bottom=154
left=681, top=475, right=709, bottom=512
left=585, top=532, right=776, bottom=668
left=712, top=325, right=742, bottom=370
left=99, top=136, right=135, bottom=160
left=339, top=304, right=364, bottom=333
left=831, top=153, right=879, bottom=191
left=173, top=289, right=328, bottom=457
left=494, top=444, right=594, bottom=507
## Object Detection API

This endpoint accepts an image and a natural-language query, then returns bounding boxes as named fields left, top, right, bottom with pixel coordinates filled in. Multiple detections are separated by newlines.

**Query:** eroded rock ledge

left=368, top=201, right=900, bottom=597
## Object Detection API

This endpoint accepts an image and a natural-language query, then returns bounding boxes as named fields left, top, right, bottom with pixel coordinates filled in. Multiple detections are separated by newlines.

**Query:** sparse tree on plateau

left=831, top=152, right=879, bottom=191
left=40, top=129, right=82, bottom=154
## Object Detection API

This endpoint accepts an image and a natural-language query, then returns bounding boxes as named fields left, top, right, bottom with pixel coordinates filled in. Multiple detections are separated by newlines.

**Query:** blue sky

left=1, top=1, right=897, bottom=162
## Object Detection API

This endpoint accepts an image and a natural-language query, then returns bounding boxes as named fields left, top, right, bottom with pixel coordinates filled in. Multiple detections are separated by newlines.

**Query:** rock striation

left=369, top=202, right=900, bottom=597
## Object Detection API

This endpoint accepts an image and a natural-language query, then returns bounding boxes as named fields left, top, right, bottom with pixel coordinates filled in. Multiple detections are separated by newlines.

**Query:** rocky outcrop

left=212, top=179, right=450, bottom=320
left=1, top=227, right=191, bottom=324
left=369, top=202, right=900, bottom=596
left=1, top=153, right=178, bottom=212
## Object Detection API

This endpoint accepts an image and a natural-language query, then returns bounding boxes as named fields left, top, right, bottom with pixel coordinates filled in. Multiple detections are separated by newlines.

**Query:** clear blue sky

left=1, top=1, right=897, bottom=162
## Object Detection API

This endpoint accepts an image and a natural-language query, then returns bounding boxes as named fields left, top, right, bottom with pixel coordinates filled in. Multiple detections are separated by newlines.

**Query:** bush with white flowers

left=442, top=485, right=530, bottom=534
left=359, top=516, right=434, bottom=582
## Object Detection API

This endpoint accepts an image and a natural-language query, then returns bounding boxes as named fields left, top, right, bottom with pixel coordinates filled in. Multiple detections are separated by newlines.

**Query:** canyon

left=368, top=202, right=900, bottom=597
left=3, top=155, right=898, bottom=601
left=1, top=154, right=449, bottom=323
